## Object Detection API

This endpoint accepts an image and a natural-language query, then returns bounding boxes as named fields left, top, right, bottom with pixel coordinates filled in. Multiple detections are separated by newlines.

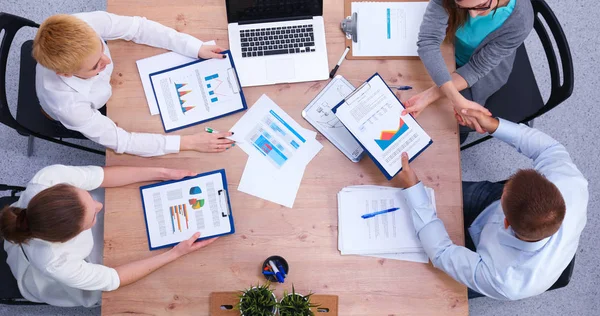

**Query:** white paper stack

left=337, top=185, right=435, bottom=263
left=230, top=95, right=323, bottom=208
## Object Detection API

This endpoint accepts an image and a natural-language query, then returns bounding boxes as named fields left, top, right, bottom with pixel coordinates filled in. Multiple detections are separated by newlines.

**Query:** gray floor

left=1, top=0, right=598, bottom=315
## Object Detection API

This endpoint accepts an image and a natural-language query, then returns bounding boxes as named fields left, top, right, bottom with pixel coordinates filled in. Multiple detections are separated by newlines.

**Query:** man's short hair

left=32, top=14, right=100, bottom=74
left=502, top=169, right=566, bottom=241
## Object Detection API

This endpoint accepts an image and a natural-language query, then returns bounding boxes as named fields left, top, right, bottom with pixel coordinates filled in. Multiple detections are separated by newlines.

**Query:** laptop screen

left=226, top=0, right=323, bottom=24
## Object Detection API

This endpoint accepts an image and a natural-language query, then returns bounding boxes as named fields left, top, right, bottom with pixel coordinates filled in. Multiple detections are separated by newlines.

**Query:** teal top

left=455, top=0, right=516, bottom=67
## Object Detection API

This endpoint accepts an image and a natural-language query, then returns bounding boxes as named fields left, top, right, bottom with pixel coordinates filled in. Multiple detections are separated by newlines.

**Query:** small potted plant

left=236, top=283, right=277, bottom=316
left=278, top=285, right=319, bottom=316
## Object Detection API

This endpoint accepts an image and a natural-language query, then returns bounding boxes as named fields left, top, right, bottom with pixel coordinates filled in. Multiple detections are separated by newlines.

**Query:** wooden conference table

left=103, top=0, right=466, bottom=315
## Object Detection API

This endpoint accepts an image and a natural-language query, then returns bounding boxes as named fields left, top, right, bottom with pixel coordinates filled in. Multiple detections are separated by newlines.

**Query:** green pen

left=205, top=127, right=237, bottom=145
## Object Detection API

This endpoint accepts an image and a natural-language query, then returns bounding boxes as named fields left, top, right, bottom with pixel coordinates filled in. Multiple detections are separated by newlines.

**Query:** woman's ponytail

left=0, top=184, right=85, bottom=244
left=0, top=206, right=33, bottom=244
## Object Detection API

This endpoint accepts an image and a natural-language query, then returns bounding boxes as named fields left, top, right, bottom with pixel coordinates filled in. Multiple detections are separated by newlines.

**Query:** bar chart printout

left=140, top=171, right=234, bottom=249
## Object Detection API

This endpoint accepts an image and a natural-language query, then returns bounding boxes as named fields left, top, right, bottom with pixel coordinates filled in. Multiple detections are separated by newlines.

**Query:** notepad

left=332, top=73, right=432, bottom=180
left=351, top=1, right=428, bottom=57
left=140, top=169, right=235, bottom=250
left=149, top=50, right=247, bottom=132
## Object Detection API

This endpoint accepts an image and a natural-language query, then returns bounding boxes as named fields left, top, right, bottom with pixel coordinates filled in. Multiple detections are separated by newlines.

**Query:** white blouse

left=3, top=165, right=120, bottom=307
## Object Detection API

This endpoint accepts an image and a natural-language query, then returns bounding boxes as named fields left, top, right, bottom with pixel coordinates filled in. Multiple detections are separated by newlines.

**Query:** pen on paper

left=361, top=207, right=400, bottom=219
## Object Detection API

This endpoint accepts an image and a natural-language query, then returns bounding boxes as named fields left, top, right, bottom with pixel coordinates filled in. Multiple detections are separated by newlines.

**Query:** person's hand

left=452, top=97, right=492, bottom=133
left=160, top=169, right=196, bottom=181
left=181, top=132, right=235, bottom=153
left=401, top=86, right=441, bottom=117
left=459, top=109, right=500, bottom=134
left=396, top=152, right=419, bottom=189
left=171, top=232, right=218, bottom=258
left=198, top=45, right=226, bottom=59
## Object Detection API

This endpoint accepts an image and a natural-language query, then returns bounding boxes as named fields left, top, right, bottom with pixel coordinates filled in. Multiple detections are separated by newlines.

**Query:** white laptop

left=226, top=0, right=329, bottom=87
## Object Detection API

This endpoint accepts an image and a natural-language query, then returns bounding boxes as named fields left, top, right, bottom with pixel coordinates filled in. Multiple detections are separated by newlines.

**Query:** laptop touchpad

left=266, top=59, right=295, bottom=81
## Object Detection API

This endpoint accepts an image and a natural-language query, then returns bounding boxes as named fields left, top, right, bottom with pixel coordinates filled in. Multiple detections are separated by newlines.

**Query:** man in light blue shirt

left=396, top=110, right=588, bottom=300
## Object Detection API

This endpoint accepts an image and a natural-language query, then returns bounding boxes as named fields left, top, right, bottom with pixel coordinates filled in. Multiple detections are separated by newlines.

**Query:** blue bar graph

left=205, top=73, right=219, bottom=81
left=207, top=84, right=211, bottom=88
left=209, top=91, right=215, bottom=95
left=386, top=8, right=391, bottom=39
left=211, top=97, right=218, bottom=103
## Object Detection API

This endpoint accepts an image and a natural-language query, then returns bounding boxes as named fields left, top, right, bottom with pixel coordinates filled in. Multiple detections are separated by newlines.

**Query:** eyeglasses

left=455, top=0, right=493, bottom=11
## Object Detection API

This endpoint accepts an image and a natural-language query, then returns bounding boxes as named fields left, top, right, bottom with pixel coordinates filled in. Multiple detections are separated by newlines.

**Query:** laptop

left=226, top=0, right=329, bottom=87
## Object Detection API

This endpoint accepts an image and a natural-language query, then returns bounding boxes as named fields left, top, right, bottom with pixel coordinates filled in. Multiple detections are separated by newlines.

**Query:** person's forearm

left=439, top=73, right=469, bottom=103
left=424, top=73, right=468, bottom=106
left=115, top=249, right=179, bottom=287
left=101, top=166, right=168, bottom=188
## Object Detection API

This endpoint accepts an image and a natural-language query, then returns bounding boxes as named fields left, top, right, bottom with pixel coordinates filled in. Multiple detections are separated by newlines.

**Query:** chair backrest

left=0, top=12, right=39, bottom=131
left=0, top=185, right=25, bottom=303
left=523, top=0, right=574, bottom=123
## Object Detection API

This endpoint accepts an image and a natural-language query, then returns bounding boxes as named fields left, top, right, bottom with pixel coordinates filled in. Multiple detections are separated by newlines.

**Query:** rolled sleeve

left=455, top=63, right=479, bottom=88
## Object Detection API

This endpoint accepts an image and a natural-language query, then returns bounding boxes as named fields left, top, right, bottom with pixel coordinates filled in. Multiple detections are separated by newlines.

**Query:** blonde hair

left=32, top=14, right=100, bottom=73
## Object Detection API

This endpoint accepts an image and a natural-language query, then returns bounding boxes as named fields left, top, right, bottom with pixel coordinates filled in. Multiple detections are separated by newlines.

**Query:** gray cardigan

left=417, top=0, right=534, bottom=105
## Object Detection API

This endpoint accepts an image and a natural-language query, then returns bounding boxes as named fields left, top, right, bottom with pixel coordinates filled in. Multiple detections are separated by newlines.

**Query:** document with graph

left=149, top=50, right=247, bottom=132
left=139, top=169, right=235, bottom=250
left=332, top=73, right=432, bottom=180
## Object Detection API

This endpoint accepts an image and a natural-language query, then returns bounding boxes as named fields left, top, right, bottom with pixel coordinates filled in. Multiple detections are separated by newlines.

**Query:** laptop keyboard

left=239, top=24, right=315, bottom=58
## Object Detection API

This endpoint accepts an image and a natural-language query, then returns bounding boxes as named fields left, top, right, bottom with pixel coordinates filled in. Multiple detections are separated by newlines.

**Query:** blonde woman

left=34, top=11, right=234, bottom=156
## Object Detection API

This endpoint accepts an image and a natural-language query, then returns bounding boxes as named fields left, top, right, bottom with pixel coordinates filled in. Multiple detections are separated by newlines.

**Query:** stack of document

left=337, top=185, right=435, bottom=263
left=230, top=95, right=323, bottom=208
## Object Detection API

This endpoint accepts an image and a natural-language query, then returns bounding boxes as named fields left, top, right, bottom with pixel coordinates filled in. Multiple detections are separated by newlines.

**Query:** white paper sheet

left=302, top=75, right=364, bottom=162
left=231, top=94, right=323, bottom=207
left=351, top=2, right=428, bottom=57
left=334, top=74, right=431, bottom=177
left=238, top=156, right=306, bottom=208
left=150, top=53, right=245, bottom=132
left=337, top=185, right=436, bottom=263
left=136, top=41, right=216, bottom=115
left=230, top=94, right=323, bottom=171
left=140, top=171, right=232, bottom=249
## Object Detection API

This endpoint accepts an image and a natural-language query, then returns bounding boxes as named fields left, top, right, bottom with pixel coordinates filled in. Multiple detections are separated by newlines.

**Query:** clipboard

left=343, top=0, right=428, bottom=60
left=139, top=169, right=235, bottom=251
left=301, top=75, right=365, bottom=162
left=331, top=73, right=433, bottom=180
left=149, top=50, right=247, bottom=133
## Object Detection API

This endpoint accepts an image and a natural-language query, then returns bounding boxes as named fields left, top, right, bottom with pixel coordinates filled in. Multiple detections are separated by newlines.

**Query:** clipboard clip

left=218, top=189, right=230, bottom=218
left=341, top=12, right=358, bottom=43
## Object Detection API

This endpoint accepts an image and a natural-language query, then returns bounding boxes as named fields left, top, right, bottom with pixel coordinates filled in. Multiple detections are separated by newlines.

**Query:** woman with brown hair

left=0, top=165, right=217, bottom=307
left=403, top=0, right=533, bottom=137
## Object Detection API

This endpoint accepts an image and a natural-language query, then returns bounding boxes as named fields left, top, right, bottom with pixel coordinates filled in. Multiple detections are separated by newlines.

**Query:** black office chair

left=469, top=255, right=577, bottom=299
left=461, top=0, right=574, bottom=150
left=0, top=12, right=104, bottom=156
left=0, top=184, right=44, bottom=305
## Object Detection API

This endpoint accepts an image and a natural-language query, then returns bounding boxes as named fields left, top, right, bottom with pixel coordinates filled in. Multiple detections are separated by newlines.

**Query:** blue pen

left=269, top=260, right=285, bottom=283
left=276, top=264, right=286, bottom=278
left=389, top=85, right=413, bottom=91
left=262, top=271, right=275, bottom=276
left=361, top=207, right=400, bottom=219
